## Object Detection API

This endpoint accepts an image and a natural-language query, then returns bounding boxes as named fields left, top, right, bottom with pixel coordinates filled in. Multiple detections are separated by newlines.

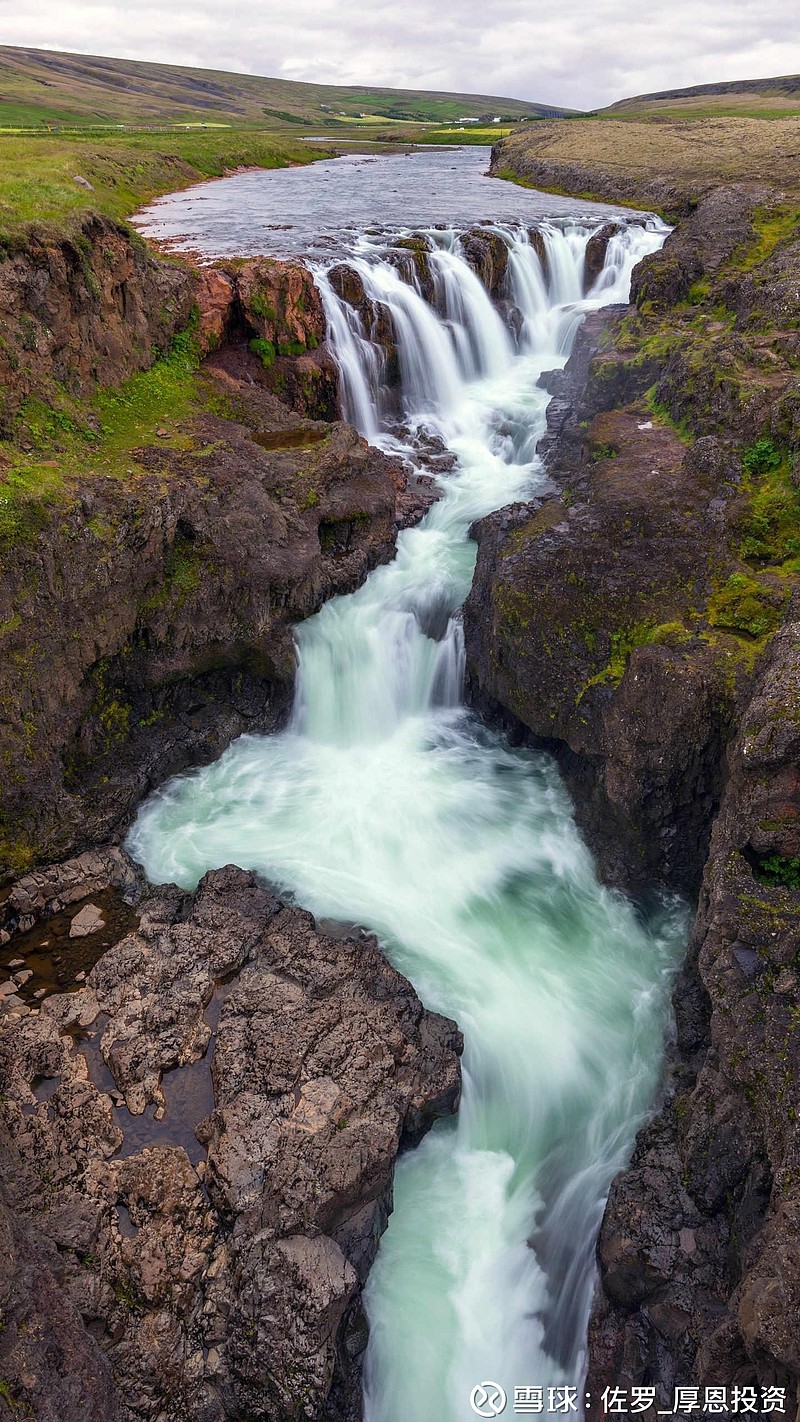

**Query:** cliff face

left=0, top=220, right=418, bottom=875
left=0, top=215, right=195, bottom=433
left=465, top=174, right=800, bottom=1409
left=590, top=621, right=800, bottom=1403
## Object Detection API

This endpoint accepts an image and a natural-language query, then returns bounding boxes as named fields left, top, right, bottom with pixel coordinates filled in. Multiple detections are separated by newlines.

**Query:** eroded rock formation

left=0, top=862, right=462, bottom=1419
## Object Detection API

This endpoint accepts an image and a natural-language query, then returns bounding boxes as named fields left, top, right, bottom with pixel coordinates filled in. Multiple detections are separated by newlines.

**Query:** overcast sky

left=3, top=0, right=798, bottom=110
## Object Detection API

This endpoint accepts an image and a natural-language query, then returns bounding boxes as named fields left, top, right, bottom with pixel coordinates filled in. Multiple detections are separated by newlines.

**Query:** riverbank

left=489, top=114, right=800, bottom=219
left=0, top=128, right=331, bottom=230
left=466, top=128, right=800, bottom=1412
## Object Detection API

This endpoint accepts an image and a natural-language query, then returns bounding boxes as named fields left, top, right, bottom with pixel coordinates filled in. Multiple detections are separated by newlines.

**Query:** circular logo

left=470, top=1382, right=508, bottom=1418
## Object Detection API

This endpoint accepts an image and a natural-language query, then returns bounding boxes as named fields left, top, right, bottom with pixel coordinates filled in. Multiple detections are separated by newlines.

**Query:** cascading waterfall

left=128, top=214, right=687, bottom=1421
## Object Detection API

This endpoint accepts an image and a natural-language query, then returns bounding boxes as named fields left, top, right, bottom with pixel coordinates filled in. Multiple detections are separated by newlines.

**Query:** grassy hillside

left=599, top=74, right=800, bottom=120
left=491, top=114, right=800, bottom=217
left=0, top=45, right=567, bottom=131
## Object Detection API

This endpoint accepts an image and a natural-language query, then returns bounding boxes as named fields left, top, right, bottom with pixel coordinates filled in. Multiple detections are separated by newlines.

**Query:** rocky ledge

left=0, top=859, right=462, bottom=1420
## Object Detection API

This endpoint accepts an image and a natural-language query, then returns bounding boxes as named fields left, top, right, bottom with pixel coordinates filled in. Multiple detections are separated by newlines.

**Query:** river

left=129, top=147, right=687, bottom=1422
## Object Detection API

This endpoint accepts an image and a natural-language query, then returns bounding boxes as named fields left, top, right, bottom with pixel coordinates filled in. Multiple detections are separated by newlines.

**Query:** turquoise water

left=128, top=207, right=685, bottom=1421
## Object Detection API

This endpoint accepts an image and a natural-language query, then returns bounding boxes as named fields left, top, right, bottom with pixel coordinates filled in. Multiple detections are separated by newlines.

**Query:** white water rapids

left=128, top=217, right=687, bottom=1419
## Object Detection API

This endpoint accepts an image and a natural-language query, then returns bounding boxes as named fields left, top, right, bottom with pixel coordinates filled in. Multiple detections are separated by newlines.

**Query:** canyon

left=0, top=134, right=798, bottom=1422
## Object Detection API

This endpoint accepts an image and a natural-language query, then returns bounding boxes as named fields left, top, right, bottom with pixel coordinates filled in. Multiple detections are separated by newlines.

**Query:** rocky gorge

left=0, top=133, right=798, bottom=1422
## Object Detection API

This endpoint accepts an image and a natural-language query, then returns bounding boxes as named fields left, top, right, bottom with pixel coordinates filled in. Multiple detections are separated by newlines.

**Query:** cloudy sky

left=4, top=0, right=798, bottom=110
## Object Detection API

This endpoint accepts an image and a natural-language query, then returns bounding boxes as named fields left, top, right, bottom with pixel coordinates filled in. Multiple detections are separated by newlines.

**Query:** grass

left=0, top=323, right=206, bottom=547
left=492, top=116, right=800, bottom=212
left=0, top=128, right=331, bottom=230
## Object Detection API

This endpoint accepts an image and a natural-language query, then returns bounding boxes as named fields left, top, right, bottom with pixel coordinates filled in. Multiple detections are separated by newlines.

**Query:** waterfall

left=128, top=212, right=684, bottom=1422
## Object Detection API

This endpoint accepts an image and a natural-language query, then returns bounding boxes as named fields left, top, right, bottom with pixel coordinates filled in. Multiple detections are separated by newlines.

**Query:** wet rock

left=69, top=903, right=107, bottom=938
left=0, top=865, right=462, bottom=1419
left=327, top=263, right=367, bottom=309
left=461, top=227, right=509, bottom=297
left=584, top=222, right=620, bottom=291
left=588, top=620, right=800, bottom=1410
left=389, top=236, right=436, bottom=303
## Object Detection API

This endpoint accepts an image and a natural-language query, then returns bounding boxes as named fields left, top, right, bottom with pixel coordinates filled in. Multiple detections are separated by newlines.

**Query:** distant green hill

left=0, top=45, right=570, bottom=131
left=600, top=73, right=800, bottom=120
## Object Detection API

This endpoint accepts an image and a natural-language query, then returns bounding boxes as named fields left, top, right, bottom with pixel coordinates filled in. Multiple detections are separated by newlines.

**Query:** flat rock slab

left=68, top=903, right=107, bottom=937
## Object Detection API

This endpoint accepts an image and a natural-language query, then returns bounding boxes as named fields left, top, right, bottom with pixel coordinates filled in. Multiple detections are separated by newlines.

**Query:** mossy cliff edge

left=0, top=216, right=422, bottom=874
left=465, top=144, right=800, bottom=1407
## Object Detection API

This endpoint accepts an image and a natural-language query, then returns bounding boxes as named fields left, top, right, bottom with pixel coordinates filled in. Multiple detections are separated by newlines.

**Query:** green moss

left=731, top=206, right=800, bottom=272
left=140, top=534, right=201, bottom=614
left=0, top=455, right=69, bottom=546
left=277, top=340, right=306, bottom=358
left=576, top=620, right=661, bottom=699
left=87, top=656, right=133, bottom=753
left=0, top=611, right=21, bottom=638
left=707, top=572, right=786, bottom=640
left=250, top=337, right=276, bottom=368
left=590, top=442, right=618, bottom=462
left=0, top=824, right=37, bottom=873
left=687, top=277, right=711, bottom=304
left=248, top=290, right=277, bottom=323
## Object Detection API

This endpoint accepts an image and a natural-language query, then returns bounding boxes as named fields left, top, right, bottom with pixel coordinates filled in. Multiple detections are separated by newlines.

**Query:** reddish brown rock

left=237, top=256, right=326, bottom=353
left=194, top=266, right=236, bottom=353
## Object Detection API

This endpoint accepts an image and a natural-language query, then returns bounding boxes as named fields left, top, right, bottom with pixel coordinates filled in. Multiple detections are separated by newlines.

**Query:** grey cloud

left=2, top=0, right=798, bottom=109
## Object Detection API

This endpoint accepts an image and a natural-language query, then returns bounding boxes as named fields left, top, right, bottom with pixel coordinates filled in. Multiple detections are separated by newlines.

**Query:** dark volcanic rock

left=0, top=864, right=463, bottom=1420
left=0, top=353, right=407, bottom=871
left=0, top=1190, right=118, bottom=1421
left=584, top=223, right=620, bottom=291
left=464, top=389, right=740, bottom=895
left=630, top=185, right=766, bottom=312
left=588, top=621, right=800, bottom=1415
left=460, top=227, right=510, bottom=297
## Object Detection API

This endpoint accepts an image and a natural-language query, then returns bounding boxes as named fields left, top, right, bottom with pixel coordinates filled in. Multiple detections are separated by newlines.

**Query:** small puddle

left=76, top=982, right=230, bottom=1165
left=1, top=888, right=138, bottom=1003
left=253, top=426, right=328, bottom=450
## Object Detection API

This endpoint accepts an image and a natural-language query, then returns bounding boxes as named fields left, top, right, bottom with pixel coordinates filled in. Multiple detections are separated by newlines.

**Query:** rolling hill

left=0, top=45, right=570, bottom=131
left=600, top=73, right=800, bottom=120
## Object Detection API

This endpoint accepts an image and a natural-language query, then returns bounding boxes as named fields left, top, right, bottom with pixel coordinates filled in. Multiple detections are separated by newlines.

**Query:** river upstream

left=130, top=148, right=687, bottom=1421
